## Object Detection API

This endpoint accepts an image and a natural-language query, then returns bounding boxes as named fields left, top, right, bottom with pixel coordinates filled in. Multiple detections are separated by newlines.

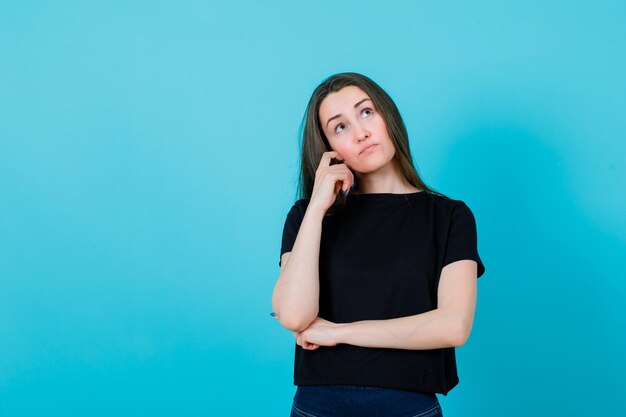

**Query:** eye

left=334, top=123, right=346, bottom=134
left=361, top=108, right=373, bottom=118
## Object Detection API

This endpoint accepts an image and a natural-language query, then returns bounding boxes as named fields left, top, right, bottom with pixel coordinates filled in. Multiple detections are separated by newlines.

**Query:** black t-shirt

left=279, top=191, right=485, bottom=395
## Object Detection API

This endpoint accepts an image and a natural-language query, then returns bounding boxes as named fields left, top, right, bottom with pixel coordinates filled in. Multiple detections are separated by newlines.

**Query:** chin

left=360, top=157, right=393, bottom=171
left=355, top=164, right=386, bottom=175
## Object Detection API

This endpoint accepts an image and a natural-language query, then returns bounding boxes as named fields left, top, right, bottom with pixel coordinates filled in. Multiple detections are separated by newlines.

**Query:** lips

left=359, top=144, right=377, bottom=155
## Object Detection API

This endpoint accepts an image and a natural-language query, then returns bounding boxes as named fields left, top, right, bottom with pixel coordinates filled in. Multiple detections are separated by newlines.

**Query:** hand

left=309, top=151, right=355, bottom=214
left=293, top=316, right=340, bottom=350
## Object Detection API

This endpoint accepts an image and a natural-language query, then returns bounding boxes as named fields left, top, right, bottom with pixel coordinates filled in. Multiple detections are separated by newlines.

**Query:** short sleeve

left=278, top=199, right=307, bottom=267
left=442, top=201, right=486, bottom=278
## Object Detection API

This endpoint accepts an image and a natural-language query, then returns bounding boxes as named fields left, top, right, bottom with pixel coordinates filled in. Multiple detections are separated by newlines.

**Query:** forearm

left=333, top=308, right=469, bottom=350
left=272, top=205, right=326, bottom=332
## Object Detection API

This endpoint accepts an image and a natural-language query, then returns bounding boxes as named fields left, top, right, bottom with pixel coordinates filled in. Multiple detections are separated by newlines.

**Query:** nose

left=353, top=122, right=370, bottom=141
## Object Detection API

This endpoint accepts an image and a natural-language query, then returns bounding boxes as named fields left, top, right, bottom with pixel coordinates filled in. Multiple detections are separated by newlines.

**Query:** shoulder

left=428, top=192, right=471, bottom=214
left=285, top=198, right=310, bottom=221
left=292, top=198, right=310, bottom=212
left=294, top=198, right=310, bottom=207
left=426, top=193, right=479, bottom=230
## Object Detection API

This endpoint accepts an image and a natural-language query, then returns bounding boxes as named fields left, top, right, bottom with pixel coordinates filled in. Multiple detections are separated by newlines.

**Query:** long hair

left=296, top=72, right=444, bottom=212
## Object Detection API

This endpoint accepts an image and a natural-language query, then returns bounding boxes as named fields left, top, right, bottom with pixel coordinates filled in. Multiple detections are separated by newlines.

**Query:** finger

left=334, top=180, right=342, bottom=195
left=325, top=170, right=350, bottom=193
left=329, top=167, right=354, bottom=192
left=341, top=173, right=352, bottom=192
left=344, top=168, right=355, bottom=191
left=319, top=151, right=344, bottom=167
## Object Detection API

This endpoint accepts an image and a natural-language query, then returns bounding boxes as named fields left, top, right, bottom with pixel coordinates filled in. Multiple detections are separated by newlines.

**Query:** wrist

left=304, top=205, right=327, bottom=221
left=332, top=322, right=351, bottom=345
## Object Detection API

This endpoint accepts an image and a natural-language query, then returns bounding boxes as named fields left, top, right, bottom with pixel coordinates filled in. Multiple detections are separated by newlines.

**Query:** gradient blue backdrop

left=1, top=1, right=624, bottom=416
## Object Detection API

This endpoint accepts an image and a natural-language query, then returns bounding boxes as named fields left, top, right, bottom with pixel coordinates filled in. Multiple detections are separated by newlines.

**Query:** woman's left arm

left=294, top=260, right=477, bottom=350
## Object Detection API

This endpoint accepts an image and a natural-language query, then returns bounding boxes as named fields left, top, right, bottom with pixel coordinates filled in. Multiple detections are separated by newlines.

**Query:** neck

left=355, top=162, right=421, bottom=194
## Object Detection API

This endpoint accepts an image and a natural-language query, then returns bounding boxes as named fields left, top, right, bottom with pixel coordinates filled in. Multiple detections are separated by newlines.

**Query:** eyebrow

left=325, top=98, right=372, bottom=129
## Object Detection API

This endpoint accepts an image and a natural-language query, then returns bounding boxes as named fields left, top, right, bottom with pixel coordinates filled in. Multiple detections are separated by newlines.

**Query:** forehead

left=319, top=86, right=371, bottom=119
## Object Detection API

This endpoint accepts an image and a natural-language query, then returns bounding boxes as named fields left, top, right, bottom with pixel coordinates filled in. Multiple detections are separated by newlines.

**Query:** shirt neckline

left=349, top=190, right=427, bottom=199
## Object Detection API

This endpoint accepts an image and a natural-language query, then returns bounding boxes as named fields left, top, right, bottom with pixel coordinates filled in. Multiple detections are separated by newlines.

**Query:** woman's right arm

left=271, top=205, right=325, bottom=332
left=271, top=151, right=354, bottom=332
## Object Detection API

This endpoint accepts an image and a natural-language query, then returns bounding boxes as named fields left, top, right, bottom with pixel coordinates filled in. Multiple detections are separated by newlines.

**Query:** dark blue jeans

left=290, top=385, right=443, bottom=417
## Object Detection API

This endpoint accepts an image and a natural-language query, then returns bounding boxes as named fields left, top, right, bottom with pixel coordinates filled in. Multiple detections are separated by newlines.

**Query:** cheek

left=327, top=142, right=356, bottom=167
left=327, top=139, right=348, bottom=154
left=381, top=133, right=396, bottom=153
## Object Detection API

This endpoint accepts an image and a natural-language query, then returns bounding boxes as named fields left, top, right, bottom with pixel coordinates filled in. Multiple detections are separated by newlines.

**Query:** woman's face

left=318, top=86, right=396, bottom=174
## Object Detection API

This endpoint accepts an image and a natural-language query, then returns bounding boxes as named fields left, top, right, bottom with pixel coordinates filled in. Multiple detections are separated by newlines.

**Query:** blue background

left=1, top=1, right=625, bottom=416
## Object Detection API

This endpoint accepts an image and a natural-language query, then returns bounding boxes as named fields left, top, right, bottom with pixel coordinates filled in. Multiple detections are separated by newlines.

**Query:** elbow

left=279, top=315, right=315, bottom=332
left=272, top=300, right=318, bottom=332
left=271, top=279, right=319, bottom=332
left=448, top=319, right=472, bottom=347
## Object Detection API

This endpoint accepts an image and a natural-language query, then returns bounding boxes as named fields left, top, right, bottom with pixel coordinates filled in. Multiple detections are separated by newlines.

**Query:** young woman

left=272, top=73, right=485, bottom=417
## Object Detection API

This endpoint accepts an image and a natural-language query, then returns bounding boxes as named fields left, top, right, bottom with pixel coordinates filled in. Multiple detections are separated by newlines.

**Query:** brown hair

left=296, top=72, right=444, bottom=212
